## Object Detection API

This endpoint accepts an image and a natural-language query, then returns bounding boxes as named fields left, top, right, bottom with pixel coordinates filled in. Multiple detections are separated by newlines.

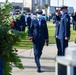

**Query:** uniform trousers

left=55, top=38, right=61, bottom=56
left=59, top=39, right=68, bottom=56
left=33, top=42, right=44, bottom=68
left=0, top=59, right=4, bottom=75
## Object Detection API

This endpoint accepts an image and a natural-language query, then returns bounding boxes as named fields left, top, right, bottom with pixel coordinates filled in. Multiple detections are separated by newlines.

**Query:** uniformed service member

left=19, top=12, right=26, bottom=31
left=58, top=6, right=70, bottom=56
left=54, top=10, right=62, bottom=56
left=29, top=11, right=49, bottom=72
left=27, top=13, right=32, bottom=36
left=15, top=19, right=21, bottom=31
left=72, top=12, right=76, bottom=30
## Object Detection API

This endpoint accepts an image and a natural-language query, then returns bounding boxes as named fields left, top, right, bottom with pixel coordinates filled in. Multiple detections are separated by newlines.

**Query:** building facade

left=0, top=0, right=50, bottom=12
left=24, top=0, right=50, bottom=12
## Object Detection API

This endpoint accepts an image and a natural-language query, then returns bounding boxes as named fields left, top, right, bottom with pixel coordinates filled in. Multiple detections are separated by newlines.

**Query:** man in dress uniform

left=29, top=11, right=49, bottom=72
left=54, top=10, right=62, bottom=56
left=58, top=6, right=70, bottom=56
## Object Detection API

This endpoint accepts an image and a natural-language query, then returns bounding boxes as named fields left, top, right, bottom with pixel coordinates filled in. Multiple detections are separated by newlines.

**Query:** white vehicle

left=68, top=7, right=74, bottom=14
left=47, top=6, right=56, bottom=15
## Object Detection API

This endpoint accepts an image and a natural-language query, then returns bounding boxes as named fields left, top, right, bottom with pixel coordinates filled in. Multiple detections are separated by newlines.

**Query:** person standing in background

left=72, top=12, right=76, bottom=30
left=27, top=13, right=32, bottom=36
left=20, top=12, right=26, bottom=31
left=54, top=10, right=62, bottom=56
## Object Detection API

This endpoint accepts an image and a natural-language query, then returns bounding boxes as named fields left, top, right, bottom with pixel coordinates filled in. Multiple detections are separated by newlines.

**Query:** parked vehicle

left=47, top=6, right=56, bottom=16
left=68, top=7, right=74, bottom=14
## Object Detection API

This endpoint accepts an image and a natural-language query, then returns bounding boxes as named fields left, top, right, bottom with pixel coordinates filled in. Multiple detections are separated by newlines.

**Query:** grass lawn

left=14, top=22, right=76, bottom=49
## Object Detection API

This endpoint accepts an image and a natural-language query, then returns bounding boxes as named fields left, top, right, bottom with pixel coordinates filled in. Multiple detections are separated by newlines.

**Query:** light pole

left=57, top=0, right=59, bottom=6
left=22, top=0, right=24, bottom=12
left=62, top=0, right=64, bottom=6
left=50, top=0, right=51, bottom=6
left=40, top=0, right=42, bottom=10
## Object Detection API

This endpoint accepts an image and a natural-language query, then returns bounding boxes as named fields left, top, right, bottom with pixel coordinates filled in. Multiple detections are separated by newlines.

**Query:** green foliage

left=36, top=5, right=40, bottom=9
left=0, top=0, right=24, bottom=75
left=44, top=4, right=48, bottom=9
left=43, top=4, right=48, bottom=15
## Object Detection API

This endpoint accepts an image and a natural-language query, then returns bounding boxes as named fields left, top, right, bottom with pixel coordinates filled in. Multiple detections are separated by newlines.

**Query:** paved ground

left=12, top=42, right=75, bottom=75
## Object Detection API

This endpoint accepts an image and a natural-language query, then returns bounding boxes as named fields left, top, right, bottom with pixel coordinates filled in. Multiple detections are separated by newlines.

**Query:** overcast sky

left=0, top=0, right=76, bottom=11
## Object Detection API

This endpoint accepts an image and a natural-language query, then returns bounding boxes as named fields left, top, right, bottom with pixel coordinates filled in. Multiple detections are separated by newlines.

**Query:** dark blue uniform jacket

left=58, top=12, right=70, bottom=39
left=55, top=15, right=61, bottom=36
left=29, top=18, right=48, bottom=43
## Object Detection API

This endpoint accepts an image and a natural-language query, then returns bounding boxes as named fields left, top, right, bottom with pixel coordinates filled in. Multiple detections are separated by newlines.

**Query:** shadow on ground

left=19, top=55, right=55, bottom=60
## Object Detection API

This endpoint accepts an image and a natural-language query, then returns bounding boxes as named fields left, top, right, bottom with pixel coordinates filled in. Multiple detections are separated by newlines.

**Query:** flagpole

left=57, top=0, right=59, bottom=6
left=22, top=0, right=24, bottom=12
left=50, top=0, right=51, bottom=6
left=62, top=0, right=64, bottom=5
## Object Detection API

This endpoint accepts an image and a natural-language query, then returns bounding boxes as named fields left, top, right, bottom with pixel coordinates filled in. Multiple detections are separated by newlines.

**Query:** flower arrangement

left=0, top=0, right=24, bottom=75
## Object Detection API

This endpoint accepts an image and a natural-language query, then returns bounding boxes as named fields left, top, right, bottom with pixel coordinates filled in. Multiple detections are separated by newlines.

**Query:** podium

left=56, top=46, right=76, bottom=75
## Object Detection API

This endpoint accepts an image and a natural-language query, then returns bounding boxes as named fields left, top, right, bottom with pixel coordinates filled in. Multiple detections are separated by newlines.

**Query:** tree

left=0, top=0, right=24, bottom=75
left=44, top=4, right=48, bottom=15
left=36, top=5, right=40, bottom=10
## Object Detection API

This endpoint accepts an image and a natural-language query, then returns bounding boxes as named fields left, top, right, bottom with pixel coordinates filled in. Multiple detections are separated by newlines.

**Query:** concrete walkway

left=12, top=42, right=75, bottom=75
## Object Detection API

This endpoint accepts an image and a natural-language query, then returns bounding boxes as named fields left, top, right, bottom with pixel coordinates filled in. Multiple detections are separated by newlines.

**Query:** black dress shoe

left=37, top=68, right=42, bottom=73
